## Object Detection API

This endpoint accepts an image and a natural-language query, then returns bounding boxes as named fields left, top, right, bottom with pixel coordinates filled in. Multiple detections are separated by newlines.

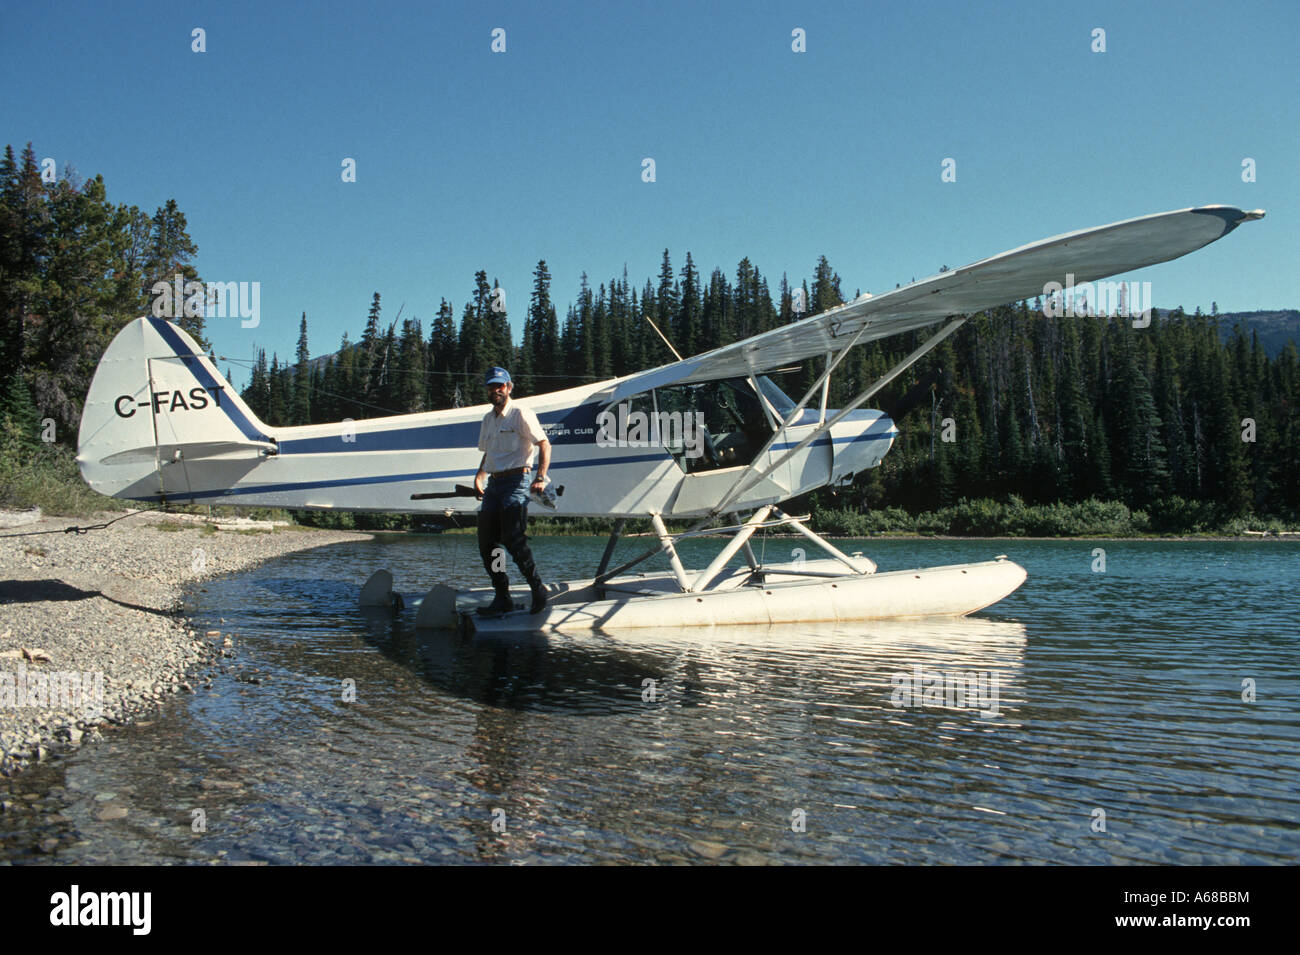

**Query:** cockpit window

left=655, top=377, right=776, bottom=473
left=757, top=375, right=796, bottom=417
left=601, top=376, right=796, bottom=474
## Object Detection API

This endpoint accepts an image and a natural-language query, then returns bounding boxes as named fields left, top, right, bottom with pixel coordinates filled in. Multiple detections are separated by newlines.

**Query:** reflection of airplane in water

left=78, top=206, right=1263, bottom=632
left=363, top=609, right=1029, bottom=720
left=357, top=610, right=1032, bottom=860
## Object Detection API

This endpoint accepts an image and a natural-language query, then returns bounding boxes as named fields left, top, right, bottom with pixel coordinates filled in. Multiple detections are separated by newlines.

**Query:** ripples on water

left=3, top=535, right=1297, bottom=864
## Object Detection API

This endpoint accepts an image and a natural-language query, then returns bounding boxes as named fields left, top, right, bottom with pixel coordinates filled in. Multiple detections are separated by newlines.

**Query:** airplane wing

left=605, top=205, right=1263, bottom=401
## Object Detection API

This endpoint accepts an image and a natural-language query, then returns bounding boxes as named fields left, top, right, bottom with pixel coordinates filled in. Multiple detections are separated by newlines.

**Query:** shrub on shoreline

left=808, top=495, right=1295, bottom=538
left=0, top=417, right=118, bottom=516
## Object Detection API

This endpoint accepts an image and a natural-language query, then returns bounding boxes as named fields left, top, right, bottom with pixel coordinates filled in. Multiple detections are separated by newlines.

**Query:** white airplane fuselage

left=77, top=317, right=896, bottom=518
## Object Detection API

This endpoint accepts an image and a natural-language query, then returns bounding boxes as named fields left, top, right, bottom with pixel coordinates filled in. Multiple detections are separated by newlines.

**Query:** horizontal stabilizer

left=98, top=440, right=277, bottom=465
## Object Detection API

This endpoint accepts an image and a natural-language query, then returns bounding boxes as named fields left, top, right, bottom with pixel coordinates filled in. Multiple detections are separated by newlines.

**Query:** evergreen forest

left=3, top=143, right=1297, bottom=534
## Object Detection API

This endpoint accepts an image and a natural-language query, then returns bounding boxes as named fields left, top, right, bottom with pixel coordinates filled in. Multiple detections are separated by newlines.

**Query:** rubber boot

left=528, top=578, right=548, bottom=616
left=500, top=504, right=547, bottom=614
left=477, top=572, right=514, bottom=616
left=476, top=508, right=513, bottom=614
left=509, top=544, right=547, bottom=614
left=519, top=555, right=548, bottom=615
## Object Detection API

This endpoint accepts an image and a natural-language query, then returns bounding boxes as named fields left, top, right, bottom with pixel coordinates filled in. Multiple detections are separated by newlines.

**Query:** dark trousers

left=477, top=473, right=543, bottom=593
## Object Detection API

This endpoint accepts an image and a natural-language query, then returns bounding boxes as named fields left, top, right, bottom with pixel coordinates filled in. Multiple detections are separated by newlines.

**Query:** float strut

left=773, top=508, right=872, bottom=575
left=595, top=518, right=626, bottom=599
left=597, top=519, right=626, bottom=577
left=650, top=513, right=691, bottom=591
left=689, top=506, right=773, bottom=592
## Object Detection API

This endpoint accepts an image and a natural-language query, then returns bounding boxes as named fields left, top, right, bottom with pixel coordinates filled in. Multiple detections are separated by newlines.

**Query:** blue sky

left=4, top=0, right=1296, bottom=384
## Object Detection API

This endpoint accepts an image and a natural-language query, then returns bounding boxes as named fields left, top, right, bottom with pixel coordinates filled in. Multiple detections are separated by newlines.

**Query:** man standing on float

left=474, top=366, right=550, bottom=615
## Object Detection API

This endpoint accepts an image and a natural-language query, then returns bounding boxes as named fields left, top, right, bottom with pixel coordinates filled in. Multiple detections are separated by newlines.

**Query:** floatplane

left=77, top=206, right=1263, bottom=633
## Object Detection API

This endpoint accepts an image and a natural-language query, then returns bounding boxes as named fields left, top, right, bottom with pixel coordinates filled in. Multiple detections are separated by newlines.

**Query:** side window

left=652, top=378, right=776, bottom=473
left=647, top=388, right=700, bottom=471
left=595, top=391, right=681, bottom=458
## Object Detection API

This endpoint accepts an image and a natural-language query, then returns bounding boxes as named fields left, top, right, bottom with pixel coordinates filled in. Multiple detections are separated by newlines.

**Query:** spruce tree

left=656, top=250, right=678, bottom=360
left=428, top=298, right=458, bottom=409
left=265, top=354, right=285, bottom=424
left=560, top=303, right=580, bottom=387
left=810, top=255, right=844, bottom=315
left=374, top=322, right=398, bottom=412
left=677, top=252, right=701, bottom=356
left=479, top=272, right=512, bottom=371
left=540, top=277, right=562, bottom=385
left=360, top=292, right=382, bottom=405
left=292, top=312, right=312, bottom=425
left=734, top=258, right=756, bottom=340
left=316, top=358, right=336, bottom=424
left=639, top=280, right=658, bottom=366
left=0, top=370, right=42, bottom=447
left=1154, top=339, right=1192, bottom=498
left=0, top=144, right=51, bottom=383
left=143, top=198, right=205, bottom=348
left=1207, top=348, right=1251, bottom=515
left=395, top=317, right=426, bottom=413
left=335, top=332, right=359, bottom=420
left=242, top=349, right=270, bottom=419
left=592, top=281, right=612, bottom=378
left=517, top=261, right=553, bottom=396
left=457, top=299, right=484, bottom=400
left=1057, top=317, right=1089, bottom=501
left=627, top=284, right=647, bottom=373
left=755, top=273, right=775, bottom=335
left=576, top=273, right=596, bottom=381
left=701, top=267, right=732, bottom=349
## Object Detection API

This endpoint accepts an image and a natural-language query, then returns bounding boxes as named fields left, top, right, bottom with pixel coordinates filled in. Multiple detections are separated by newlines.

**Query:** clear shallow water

left=3, top=535, right=1298, bottom=864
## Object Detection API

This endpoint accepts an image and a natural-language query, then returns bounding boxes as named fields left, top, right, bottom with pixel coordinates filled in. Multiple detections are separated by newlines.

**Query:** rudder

left=77, top=316, right=275, bottom=502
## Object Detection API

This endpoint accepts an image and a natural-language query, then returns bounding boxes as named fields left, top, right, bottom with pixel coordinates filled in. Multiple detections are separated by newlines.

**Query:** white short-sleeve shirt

left=478, top=400, right=546, bottom=473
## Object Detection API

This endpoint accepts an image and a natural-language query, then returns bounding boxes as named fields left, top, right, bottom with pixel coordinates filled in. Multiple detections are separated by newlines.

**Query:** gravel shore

left=0, top=511, right=370, bottom=776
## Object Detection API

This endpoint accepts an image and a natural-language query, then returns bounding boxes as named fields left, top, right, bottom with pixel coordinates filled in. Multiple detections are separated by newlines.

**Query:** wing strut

left=593, top=315, right=967, bottom=586
left=819, top=352, right=831, bottom=424
left=712, top=315, right=969, bottom=518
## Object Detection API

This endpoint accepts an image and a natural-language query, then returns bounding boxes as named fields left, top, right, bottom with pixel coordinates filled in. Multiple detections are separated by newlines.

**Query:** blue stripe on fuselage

left=275, top=403, right=603, bottom=454
left=127, top=430, right=897, bottom=501
left=272, top=403, right=892, bottom=456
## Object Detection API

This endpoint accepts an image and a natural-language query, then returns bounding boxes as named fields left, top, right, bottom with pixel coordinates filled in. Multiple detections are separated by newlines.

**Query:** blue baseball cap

left=485, top=367, right=512, bottom=386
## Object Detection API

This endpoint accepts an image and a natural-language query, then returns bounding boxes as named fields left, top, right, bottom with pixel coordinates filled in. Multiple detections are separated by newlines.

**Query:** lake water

left=3, top=535, right=1298, bottom=864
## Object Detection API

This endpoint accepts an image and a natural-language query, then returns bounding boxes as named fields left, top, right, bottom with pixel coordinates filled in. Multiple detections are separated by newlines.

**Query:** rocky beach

left=0, top=510, right=369, bottom=777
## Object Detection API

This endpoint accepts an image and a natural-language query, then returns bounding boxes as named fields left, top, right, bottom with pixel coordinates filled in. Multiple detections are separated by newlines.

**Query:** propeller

left=881, top=367, right=944, bottom=421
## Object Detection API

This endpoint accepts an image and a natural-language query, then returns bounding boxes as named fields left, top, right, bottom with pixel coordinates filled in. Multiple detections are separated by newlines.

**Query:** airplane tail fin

left=77, top=316, right=276, bottom=502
